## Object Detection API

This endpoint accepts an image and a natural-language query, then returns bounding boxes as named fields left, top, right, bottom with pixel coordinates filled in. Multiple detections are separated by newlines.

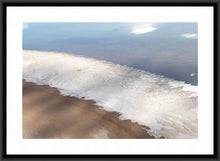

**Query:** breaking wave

left=23, top=50, right=198, bottom=139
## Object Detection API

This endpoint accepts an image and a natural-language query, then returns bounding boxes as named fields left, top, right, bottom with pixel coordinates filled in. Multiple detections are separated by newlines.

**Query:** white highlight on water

left=131, top=23, right=156, bottom=34
left=190, top=73, right=197, bottom=77
left=181, top=33, right=197, bottom=39
left=23, top=50, right=198, bottom=139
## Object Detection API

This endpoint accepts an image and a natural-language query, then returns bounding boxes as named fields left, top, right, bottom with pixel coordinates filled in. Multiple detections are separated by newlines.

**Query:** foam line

left=23, top=50, right=198, bottom=138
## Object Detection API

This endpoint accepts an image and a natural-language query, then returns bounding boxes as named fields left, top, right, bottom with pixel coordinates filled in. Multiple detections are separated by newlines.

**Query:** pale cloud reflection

left=131, top=23, right=156, bottom=34
left=23, top=23, right=29, bottom=30
left=181, top=33, right=197, bottom=39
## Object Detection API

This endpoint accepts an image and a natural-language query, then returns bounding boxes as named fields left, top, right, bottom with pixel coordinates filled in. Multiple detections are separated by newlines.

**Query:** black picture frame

left=1, top=0, right=219, bottom=160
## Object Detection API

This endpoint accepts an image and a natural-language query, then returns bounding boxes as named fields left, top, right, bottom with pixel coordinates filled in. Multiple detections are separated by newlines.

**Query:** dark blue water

left=23, top=22, right=197, bottom=85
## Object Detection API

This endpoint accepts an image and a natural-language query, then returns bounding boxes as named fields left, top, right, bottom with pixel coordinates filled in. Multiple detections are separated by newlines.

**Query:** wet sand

left=23, top=80, right=155, bottom=139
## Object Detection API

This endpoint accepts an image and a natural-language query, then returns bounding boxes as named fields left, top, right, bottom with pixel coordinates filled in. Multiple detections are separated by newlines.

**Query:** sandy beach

left=23, top=80, right=155, bottom=139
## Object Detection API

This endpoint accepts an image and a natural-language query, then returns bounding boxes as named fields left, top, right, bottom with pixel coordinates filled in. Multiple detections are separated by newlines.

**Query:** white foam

left=23, top=50, right=198, bottom=139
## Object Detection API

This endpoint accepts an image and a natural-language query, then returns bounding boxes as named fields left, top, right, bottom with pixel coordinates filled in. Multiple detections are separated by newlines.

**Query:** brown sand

left=23, top=80, right=154, bottom=139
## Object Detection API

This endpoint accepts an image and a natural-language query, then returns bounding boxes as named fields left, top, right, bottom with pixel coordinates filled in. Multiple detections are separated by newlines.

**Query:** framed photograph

left=2, top=0, right=218, bottom=159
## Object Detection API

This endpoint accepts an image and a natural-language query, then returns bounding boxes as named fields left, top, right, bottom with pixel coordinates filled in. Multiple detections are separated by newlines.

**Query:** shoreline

left=23, top=80, right=155, bottom=139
